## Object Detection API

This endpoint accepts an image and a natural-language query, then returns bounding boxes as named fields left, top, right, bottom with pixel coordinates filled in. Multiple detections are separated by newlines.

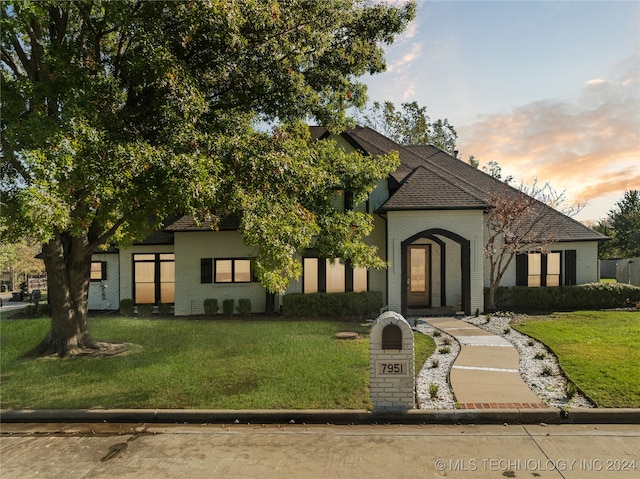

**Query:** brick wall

left=88, top=252, right=120, bottom=310
left=369, top=311, right=415, bottom=411
left=386, top=210, right=485, bottom=314
left=173, top=231, right=266, bottom=316
left=492, top=240, right=601, bottom=287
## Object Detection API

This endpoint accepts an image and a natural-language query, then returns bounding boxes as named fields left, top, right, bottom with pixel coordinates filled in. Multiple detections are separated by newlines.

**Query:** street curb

left=2, top=408, right=640, bottom=425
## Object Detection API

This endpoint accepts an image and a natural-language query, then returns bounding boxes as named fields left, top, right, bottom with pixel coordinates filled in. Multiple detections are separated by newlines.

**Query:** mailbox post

left=369, top=311, right=415, bottom=411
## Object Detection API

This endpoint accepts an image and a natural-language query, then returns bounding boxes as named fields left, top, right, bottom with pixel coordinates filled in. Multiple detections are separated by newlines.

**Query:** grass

left=0, top=316, right=435, bottom=410
left=414, top=329, right=436, bottom=376
left=513, top=310, right=640, bottom=408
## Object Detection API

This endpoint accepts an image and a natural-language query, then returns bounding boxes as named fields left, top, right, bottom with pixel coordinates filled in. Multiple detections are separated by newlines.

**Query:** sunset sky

left=362, top=0, right=640, bottom=224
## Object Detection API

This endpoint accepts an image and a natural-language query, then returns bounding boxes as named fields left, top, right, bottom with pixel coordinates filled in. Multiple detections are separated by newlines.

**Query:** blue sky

left=362, top=0, right=640, bottom=223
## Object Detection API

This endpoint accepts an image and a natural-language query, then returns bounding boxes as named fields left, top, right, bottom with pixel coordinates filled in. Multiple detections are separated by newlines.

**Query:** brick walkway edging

left=457, top=403, right=547, bottom=410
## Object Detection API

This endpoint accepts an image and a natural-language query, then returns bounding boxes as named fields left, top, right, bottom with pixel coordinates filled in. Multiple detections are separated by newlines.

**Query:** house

left=89, top=126, right=606, bottom=316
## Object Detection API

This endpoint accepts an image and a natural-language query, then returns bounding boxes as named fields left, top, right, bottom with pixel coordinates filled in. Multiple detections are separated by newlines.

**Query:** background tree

left=1, top=0, right=414, bottom=357
left=358, top=100, right=458, bottom=154
left=0, top=240, right=45, bottom=291
left=594, top=190, right=640, bottom=259
left=481, top=159, right=513, bottom=183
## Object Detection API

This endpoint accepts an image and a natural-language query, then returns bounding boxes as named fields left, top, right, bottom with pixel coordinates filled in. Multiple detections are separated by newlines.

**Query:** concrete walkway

left=427, top=317, right=544, bottom=409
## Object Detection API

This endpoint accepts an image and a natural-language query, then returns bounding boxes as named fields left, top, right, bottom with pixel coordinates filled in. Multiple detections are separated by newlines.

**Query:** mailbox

left=369, top=311, right=415, bottom=411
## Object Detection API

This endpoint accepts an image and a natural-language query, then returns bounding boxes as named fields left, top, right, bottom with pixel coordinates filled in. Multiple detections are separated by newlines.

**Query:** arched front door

left=401, top=229, right=471, bottom=317
left=407, top=244, right=431, bottom=307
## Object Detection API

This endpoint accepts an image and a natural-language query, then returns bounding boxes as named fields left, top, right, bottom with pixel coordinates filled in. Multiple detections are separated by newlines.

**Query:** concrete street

left=1, top=422, right=639, bottom=479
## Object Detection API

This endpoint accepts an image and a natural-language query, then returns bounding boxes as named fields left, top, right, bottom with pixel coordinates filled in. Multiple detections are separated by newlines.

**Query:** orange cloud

left=457, top=55, right=640, bottom=222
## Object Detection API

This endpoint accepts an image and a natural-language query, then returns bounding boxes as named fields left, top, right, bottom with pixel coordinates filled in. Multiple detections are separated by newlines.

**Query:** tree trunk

left=487, top=283, right=497, bottom=312
left=25, top=232, right=99, bottom=357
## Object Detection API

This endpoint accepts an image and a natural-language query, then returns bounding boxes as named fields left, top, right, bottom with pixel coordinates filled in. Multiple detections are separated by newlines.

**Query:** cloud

left=458, top=55, right=639, bottom=221
left=387, top=42, right=421, bottom=73
left=586, top=79, right=612, bottom=87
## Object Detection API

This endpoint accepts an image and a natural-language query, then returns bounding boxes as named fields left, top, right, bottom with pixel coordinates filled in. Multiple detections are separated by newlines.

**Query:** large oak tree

left=1, top=0, right=414, bottom=357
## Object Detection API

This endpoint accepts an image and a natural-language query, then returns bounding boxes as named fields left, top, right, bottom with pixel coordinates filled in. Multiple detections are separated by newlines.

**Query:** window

left=303, top=258, right=318, bottom=293
left=516, top=252, right=564, bottom=287
left=90, top=261, right=107, bottom=281
left=527, top=253, right=542, bottom=287
left=546, top=252, right=561, bottom=286
left=133, top=253, right=174, bottom=304
left=302, top=257, right=368, bottom=293
left=214, top=258, right=252, bottom=283
left=353, top=266, right=368, bottom=293
left=326, top=260, right=345, bottom=293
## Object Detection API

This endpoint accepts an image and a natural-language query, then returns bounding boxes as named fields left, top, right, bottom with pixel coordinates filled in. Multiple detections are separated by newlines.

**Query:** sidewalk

left=2, top=422, right=639, bottom=479
left=0, top=292, right=29, bottom=315
left=426, top=317, right=544, bottom=409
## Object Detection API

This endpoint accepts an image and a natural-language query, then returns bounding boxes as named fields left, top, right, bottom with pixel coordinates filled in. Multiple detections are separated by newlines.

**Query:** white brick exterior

left=367, top=214, right=388, bottom=305
left=88, top=252, right=120, bottom=310
left=173, top=231, right=266, bottom=316
left=90, top=130, right=601, bottom=316
left=488, top=240, right=600, bottom=287
left=386, top=209, right=485, bottom=315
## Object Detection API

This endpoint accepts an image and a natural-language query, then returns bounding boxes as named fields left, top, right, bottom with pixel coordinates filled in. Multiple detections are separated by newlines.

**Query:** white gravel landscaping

left=414, top=321, right=458, bottom=409
left=414, top=314, right=595, bottom=409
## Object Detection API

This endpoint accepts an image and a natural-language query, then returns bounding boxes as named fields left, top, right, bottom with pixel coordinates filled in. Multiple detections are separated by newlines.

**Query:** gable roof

left=322, top=125, right=606, bottom=243
left=380, top=166, right=488, bottom=211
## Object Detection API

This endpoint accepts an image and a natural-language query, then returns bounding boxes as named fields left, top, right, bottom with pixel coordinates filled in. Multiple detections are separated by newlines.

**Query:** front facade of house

left=89, top=126, right=606, bottom=316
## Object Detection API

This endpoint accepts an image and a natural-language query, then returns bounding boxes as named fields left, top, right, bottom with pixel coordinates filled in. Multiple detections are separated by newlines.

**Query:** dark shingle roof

left=164, top=214, right=241, bottom=232
left=379, top=166, right=488, bottom=211
left=318, top=125, right=606, bottom=243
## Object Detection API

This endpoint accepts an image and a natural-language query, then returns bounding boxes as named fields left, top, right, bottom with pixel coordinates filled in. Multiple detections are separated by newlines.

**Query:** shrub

left=24, top=302, right=50, bottom=318
left=137, top=303, right=154, bottom=317
left=430, top=358, right=440, bottom=369
left=487, top=283, right=640, bottom=312
left=438, top=347, right=450, bottom=354
left=237, top=299, right=251, bottom=316
left=158, top=302, right=172, bottom=316
left=282, top=291, right=383, bottom=318
left=565, top=382, right=578, bottom=400
left=541, top=365, right=553, bottom=376
left=441, top=337, right=451, bottom=346
left=119, top=299, right=135, bottom=317
left=203, top=298, right=219, bottom=316
left=534, top=352, right=546, bottom=360
left=429, top=383, right=439, bottom=399
left=432, top=330, right=442, bottom=337
left=503, top=327, right=511, bottom=334
left=222, top=299, right=235, bottom=315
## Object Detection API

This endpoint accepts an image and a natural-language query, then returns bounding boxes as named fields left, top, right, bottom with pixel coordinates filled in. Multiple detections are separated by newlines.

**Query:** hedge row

left=489, top=283, right=640, bottom=312
left=283, top=291, right=383, bottom=318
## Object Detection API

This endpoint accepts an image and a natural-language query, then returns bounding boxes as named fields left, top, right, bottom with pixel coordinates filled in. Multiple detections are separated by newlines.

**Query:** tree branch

left=1, top=138, right=31, bottom=183
left=0, top=46, right=25, bottom=77
left=89, top=217, right=127, bottom=251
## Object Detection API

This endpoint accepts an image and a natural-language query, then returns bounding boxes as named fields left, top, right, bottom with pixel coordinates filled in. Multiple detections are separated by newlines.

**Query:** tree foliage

left=358, top=100, right=458, bottom=154
left=594, top=190, right=640, bottom=259
left=0, top=240, right=45, bottom=290
left=1, top=0, right=414, bottom=356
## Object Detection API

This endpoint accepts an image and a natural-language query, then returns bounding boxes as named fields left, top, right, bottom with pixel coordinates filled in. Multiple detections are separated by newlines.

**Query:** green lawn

left=513, top=311, right=640, bottom=408
left=0, top=316, right=435, bottom=410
